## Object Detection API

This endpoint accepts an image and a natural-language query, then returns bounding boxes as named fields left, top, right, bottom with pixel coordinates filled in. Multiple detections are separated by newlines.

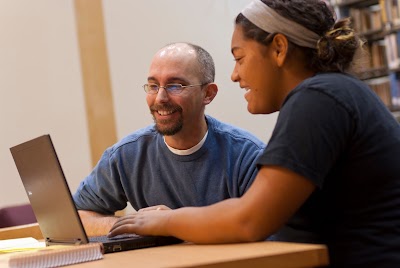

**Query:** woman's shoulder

left=303, top=72, right=364, bottom=88
left=294, top=72, right=371, bottom=103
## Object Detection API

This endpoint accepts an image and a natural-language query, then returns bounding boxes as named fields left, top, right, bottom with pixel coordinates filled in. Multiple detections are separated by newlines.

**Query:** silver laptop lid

left=10, top=134, right=89, bottom=245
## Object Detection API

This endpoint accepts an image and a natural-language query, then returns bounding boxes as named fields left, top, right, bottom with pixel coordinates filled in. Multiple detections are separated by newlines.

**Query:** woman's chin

left=247, top=105, right=271, bottom=115
left=247, top=105, right=258, bottom=114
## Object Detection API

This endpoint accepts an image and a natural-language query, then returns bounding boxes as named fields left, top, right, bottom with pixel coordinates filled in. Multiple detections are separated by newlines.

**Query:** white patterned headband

left=241, top=0, right=320, bottom=49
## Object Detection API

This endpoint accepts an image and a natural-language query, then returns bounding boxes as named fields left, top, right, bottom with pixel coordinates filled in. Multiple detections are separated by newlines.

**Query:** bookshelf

left=330, top=0, right=400, bottom=120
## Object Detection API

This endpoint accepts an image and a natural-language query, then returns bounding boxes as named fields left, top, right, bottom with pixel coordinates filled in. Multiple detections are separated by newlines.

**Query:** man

left=73, top=42, right=265, bottom=236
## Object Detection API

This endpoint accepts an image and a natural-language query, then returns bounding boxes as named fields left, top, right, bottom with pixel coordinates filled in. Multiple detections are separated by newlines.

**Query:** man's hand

left=138, top=205, right=171, bottom=212
left=107, top=209, right=172, bottom=238
left=78, top=210, right=119, bottom=237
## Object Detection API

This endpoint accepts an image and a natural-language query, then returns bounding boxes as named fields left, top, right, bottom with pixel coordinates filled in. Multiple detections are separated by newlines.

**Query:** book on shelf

left=390, top=72, right=400, bottom=107
left=384, top=0, right=400, bottom=26
left=393, top=1, right=400, bottom=25
left=379, top=0, right=389, bottom=26
left=367, top=40, right=386, bottom=70
left=384, top=32, right=400, bottom=69
left=365, top=74, right=400, bottom=108
left=349, top=4, right=383, bottom=34
left=366, top=76, right=392, bottom=107
left=0, top=237, right=103, bottom=268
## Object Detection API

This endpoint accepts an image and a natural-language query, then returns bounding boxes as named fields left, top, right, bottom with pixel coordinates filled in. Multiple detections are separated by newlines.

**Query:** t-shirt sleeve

left=256, top=89, right=354, bottom=188
left=72, top=148, right=128, bottom=214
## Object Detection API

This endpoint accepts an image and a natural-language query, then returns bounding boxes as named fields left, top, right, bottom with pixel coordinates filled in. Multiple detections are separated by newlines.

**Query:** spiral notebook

left=0, top=239, right=103, bottom=268
left=9, top=134, right=181, bottom=254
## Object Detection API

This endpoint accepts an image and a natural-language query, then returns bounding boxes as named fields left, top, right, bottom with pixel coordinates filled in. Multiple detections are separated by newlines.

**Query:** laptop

left=10, top=134, right=182, bottom=253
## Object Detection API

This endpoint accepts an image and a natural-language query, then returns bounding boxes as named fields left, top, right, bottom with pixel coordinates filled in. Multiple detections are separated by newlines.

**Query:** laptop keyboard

left=89, top=233, right=141, bottom=242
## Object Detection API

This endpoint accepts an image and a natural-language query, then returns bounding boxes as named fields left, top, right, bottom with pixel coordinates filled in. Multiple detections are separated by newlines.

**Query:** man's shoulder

left=206, top=115, right=265, bottom=148
left=110, top=125, right=160, bottom=153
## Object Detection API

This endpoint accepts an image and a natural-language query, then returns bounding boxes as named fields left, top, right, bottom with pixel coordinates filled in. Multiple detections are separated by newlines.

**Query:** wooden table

left=0, top=224, right=329, bottom=267
left=68, top=241, right=329, bottom=268
left=0, top=223, right=43, bottom=240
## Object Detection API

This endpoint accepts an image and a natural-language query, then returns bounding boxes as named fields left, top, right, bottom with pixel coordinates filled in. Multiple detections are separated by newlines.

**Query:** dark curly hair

left=235, top=0, right=366, bottom=73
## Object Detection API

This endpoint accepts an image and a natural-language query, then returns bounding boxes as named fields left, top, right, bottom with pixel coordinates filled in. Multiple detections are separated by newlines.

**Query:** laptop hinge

left=46, top=237, right=84, bottom=245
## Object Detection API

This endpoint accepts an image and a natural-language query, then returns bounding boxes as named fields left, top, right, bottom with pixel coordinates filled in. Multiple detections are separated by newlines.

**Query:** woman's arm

left=108, top=165, right=316, bottom=243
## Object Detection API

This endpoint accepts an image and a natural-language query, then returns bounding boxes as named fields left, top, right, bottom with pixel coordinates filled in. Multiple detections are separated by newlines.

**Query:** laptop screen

left=10, top=135, right=89, bottom=245
left=10, top=135, right=182, bottom=253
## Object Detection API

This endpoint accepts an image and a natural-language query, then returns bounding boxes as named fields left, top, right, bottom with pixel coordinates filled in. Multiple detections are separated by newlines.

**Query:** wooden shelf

left=356, top=67, right=389, bottom=80
left=335, top=0, right=379, bottom=8
left=361, top=28, right=387, bottom=41
left=391, top=110, right=400, bottom=122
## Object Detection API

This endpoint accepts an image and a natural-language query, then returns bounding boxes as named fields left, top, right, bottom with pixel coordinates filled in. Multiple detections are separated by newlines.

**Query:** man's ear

left=271, top=33, right=289, bottom=67
left=204, top=83, right=218, bottom=105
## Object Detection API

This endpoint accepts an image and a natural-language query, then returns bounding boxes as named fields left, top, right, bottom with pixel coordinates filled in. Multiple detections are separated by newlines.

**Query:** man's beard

left=154, top=117, right=183, bottom=135
left=150, top=104, right=183, bottom=136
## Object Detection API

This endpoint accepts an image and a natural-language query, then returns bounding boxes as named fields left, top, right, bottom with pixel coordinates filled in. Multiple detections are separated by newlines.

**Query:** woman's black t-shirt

left=258, top=72, right=400, bottom=267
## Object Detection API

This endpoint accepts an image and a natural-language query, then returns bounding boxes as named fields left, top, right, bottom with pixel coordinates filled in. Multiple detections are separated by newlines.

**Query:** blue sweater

left=73, top=115, right=265, bottom=214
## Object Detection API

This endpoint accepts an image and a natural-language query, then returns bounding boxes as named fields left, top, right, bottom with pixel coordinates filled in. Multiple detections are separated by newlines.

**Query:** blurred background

left=0, top=0, right=277, bottom=209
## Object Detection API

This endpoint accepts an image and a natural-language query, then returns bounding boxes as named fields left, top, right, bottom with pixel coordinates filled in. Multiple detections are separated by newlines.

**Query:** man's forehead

left=158, top=44, right=195, bottom=57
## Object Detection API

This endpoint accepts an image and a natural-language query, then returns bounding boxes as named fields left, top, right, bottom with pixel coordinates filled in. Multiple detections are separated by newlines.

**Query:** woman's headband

left=241, top=0, right=320, bottom=49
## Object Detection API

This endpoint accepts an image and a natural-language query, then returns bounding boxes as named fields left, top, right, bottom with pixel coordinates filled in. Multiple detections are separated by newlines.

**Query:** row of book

left=332, top=0, right=400, bottom=33
left=365, top=73, right=400, bottom=109
left=348, top=4, right=383, bottom=34
left=359, top=32, right=400, bottom=71
left=384, top=32, right=400, bottom=69
left=362, top=40, right=386, bottom=70
left=330, top=1, right=400, bottom=113
left=380, top=0, right=400, bottom=26
left=357, top=31, right=400, bottom=110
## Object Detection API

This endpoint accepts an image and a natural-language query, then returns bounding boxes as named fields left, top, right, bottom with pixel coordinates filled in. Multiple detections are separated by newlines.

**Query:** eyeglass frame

left=143, top=83, right=210, bottom=95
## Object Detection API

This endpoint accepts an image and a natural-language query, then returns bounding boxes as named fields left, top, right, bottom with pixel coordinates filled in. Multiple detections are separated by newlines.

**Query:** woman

left=109, top=0, right=400, bottom=267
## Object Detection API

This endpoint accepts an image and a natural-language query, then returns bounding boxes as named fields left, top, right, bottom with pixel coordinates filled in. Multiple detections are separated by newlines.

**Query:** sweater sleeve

left=73, top=147, right=128, bottom=215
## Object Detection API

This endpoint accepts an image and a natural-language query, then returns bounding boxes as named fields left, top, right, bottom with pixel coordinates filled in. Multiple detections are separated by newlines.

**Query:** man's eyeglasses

left=143, top=83, right=208, bottom=95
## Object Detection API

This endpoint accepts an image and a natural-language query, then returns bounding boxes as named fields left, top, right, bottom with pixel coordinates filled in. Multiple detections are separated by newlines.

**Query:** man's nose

left=155, top=87, right=169, bottom=102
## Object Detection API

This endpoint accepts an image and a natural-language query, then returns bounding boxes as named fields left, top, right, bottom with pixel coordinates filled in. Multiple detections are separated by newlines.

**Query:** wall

left=0, top=0, right=91, bottom=207
left=0, top=0, right=277, bottom=208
